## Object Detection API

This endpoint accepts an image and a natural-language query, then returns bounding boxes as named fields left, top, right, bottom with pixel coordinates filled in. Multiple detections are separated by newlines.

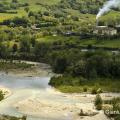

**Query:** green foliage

left=94, top=94, right=103, bottom=110
left=0, top=114, right=27, bottom=120
left=0, top=43, right=9, bottom=58
left=53, top=56, right=68, bottom=73
left=0, top=90, right=4, bottom=101
left=12, top=43, right=18, bottom=53
left=22, top=115, right=27, bottom=120
left=50, top=76, right=120, bottom=93
left=34, top=42, right=49, bottom=57
left=3, top=17, right=29, bottom=27
left=97, top=88, right=103, bottom=94
left=104, top=97, right=120, bottom=120
left=91, top=87, right=98, bottom=94
left=49, top=76, right=86, bottom=87
left=20, top=35, right=31, bottom=53
left=83, top=87, right=88, bottom=92
left=0, top=61, right=33, bottom=70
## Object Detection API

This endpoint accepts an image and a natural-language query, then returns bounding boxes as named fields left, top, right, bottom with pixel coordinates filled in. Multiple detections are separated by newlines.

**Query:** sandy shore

left=14, top=88, right=120, bottom=120
left=0, top=61, right=54, bottom=77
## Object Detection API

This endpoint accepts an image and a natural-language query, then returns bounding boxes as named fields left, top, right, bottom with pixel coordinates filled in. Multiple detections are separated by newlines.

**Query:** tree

left=0, top=43, right=9, bottom=58
left=34, top=42, right=49, bottom=57
left=12, top=17, right=29, bottom=27
left=31, top=37, right=36, bottom=47
left=53, top=56, right=68, bottom=73
left=12, top=0, right=18, bottom=3
left=71, top=60, right=86, bottom=77
left=28, top=11, right=34, bottom=17
left=12, top=43, right=18, bottom=52
left=24, top=7, right=29, bottom=13
left=43, top=11, right=50, bottom=16
left=20, top=35, right=30, bottom=53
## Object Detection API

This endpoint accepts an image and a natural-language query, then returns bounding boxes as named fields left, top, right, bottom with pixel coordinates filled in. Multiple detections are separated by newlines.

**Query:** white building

left=93, top=26, right=117, bottom=36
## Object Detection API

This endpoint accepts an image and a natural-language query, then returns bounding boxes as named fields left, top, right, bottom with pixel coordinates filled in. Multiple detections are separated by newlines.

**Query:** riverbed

left=0, top=73, right=75, bottom=120
left=0, top=63, right=119, bottom=120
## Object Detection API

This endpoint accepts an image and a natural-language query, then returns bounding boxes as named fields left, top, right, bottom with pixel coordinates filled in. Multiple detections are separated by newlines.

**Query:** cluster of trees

left=49, top=50, right=120, bottom=87
left=70, top=53, right=120, bottom=79
left=0, top=0, right=29, bottom=13
left=0, top=32, right=49, bottom=61
left=49, top=50, right=120, bottom=78
left=2, top=17, right=29, bottom=27
left=56, top=0, right=106, bottom=14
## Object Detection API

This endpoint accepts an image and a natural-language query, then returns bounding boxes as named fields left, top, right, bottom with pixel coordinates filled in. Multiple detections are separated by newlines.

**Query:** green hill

left=0, top=0, right=60, bottom=21
left=0, top=0, right=120, bottom=49
left=0, top=0, right=120, bottom=23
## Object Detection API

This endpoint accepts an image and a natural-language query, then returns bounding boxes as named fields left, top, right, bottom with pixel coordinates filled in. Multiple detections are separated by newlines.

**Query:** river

left=0, top=63, right=118, bottom=120
left=0, top=72, right=75, bottom=120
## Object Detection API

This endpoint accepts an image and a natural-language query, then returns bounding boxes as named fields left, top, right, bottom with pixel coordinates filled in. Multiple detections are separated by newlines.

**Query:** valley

left=0, top=0, right=120, bottom=120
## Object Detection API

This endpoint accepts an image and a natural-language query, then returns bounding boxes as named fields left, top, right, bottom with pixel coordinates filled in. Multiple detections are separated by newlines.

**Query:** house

left=115, top=25, right=120, bottom=33
left=93, top=26, right=117, bottom=36
left=31, top=24, right=40, bottom=30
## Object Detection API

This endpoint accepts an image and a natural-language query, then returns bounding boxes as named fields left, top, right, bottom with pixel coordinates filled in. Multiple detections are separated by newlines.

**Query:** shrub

left=91, top=87, right=97, bottom=94
left=79, top=109, right=86, bottom=116
left=97, top=88, right=103, bottom=94
left=22, top=115, right=27, bottom=120
left=103, top=97, right=120, bottom=120
left=94, top=94, right=103, bottom=110
left=83, top=87, right=88, bottom=92
left=0, top=90, right=4, bottom=101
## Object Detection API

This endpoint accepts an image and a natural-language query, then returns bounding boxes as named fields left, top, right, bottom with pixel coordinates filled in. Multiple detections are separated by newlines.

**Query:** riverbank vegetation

left=103, top=97, right=120, bottom=120
left=53, top=78, right=120, bottom=93
left=0, top=60, right=33, bottom=71
left=49, top=49, right=120, bottom=93
left=0, top=91, right=4, bottom=101
left=93, top=94, right=120, bottom=120
left=0, top=115, right=27, bottom=120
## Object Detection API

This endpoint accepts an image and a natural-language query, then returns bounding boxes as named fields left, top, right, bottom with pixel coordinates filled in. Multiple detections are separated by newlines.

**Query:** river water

left=0, top=73, right=74, bottom=120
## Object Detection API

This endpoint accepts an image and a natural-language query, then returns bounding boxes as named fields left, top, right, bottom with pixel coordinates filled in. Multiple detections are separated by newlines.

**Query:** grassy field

left=5, top=34, right=119, bottom=49
left=56, top=79, right=120, bottom=93
left=0, top=9, right=26, bottom=22
left=0, top=0, right=60, bottom=22
left=37, top=35, right=120, bottom=49
left=20, top=0, right=61, bottom=5
left=79, top=39, right=120, bottom=48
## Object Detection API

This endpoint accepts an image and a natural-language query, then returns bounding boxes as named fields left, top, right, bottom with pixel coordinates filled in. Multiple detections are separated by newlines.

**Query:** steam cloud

left=96, top=0, right=120, bottom=19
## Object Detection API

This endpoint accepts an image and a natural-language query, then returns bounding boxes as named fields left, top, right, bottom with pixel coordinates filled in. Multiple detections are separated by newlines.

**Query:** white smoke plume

left=96, top=0, right=120, bottom=19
